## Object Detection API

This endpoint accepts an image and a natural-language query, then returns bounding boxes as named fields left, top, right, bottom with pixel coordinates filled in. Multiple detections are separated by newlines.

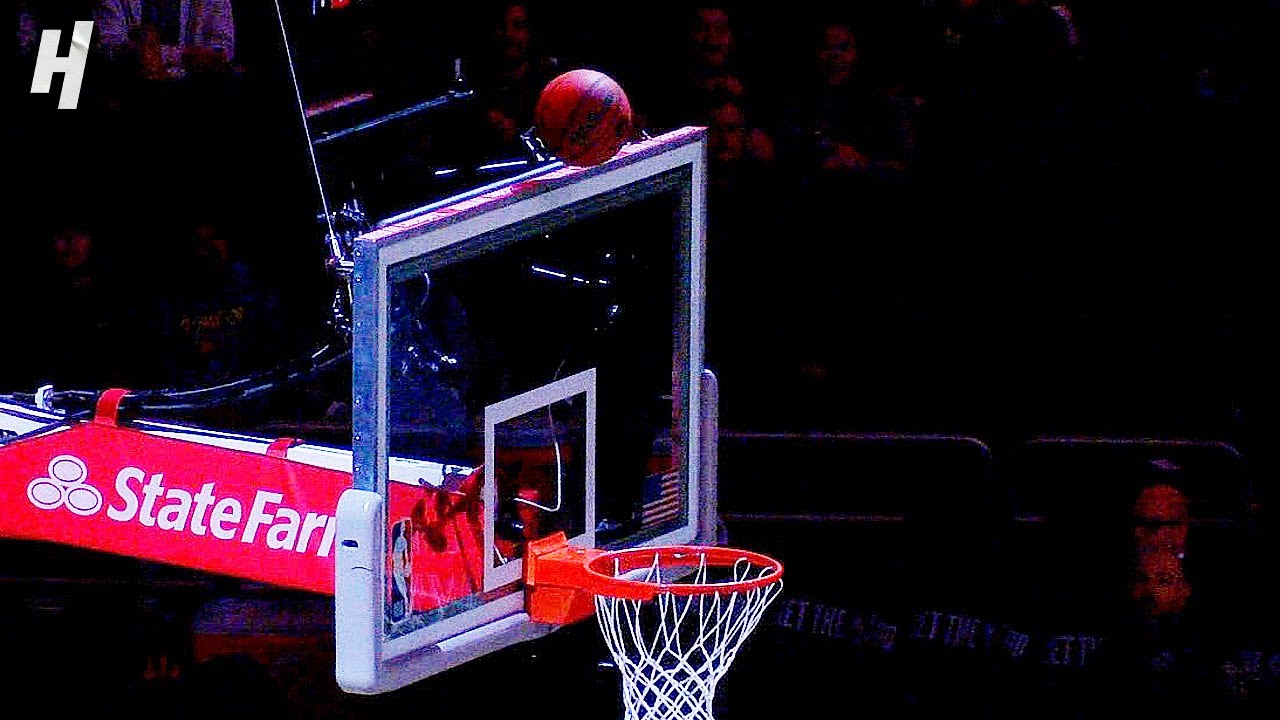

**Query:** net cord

left=593, top=551, right=783, bottom=720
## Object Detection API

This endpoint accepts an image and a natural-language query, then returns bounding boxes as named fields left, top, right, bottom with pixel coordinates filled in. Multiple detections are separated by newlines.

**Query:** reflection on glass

left=385, top=467, right=484, bottom=636
left=493, top=398, right=588, bottom=566
left=382, top=188, right=688, bottom=638
left=388, top=518, right=413, bottom=624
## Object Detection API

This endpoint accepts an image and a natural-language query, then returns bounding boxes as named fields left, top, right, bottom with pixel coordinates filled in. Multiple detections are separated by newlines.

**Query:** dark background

left=3, top=0, right=1280, bottom=717
left=3, top=1, right=1275, bottom=446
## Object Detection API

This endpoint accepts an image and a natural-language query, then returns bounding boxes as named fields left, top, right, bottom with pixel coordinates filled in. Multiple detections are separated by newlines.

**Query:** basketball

left=534, top=69, right=633, bottom=167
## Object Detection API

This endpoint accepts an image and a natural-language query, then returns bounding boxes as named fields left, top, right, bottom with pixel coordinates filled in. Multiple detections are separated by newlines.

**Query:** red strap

left=266, top=437, right=301, bottom=459
left=93, top=388, right=130, bottom=427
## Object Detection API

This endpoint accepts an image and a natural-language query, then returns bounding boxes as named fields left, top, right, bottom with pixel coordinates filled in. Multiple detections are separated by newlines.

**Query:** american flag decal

left=641, top=470, right=684, bottom=528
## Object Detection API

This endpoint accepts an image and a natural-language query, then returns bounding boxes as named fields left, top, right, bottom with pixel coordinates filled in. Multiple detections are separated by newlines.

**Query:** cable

left=2, top=338, right=351, bottom=416
left=4, top=6, right=359, bottom=421
left=271, top=0, right=336, bottom=245
left=513, top=359, right=567, bottom=513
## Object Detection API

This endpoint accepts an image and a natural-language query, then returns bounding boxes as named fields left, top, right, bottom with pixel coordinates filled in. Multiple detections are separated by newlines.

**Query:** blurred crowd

left=3, top=4, right=1280, bottom=715
left=3, top=1, right=1277, bottom=447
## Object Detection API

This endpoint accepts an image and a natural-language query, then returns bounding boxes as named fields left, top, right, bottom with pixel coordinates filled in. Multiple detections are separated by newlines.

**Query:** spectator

left=1129, top=483, right=1192, bottom=619
left=151, top=221, right=278, bottom=387
left=15, top=1, right=38, bottom=57
left=704, top=93, right=777, bottom=257
left=688, top=2, right=741, bottom=100
left=16, top=1, right=99, bottom=58
left=27, top=217, right=125, bottom=388
left=708, top=96, right=774, bottom=193
left=471, top=2, right=558, bottom=155
left=910, top=0, right=1001, bottom=200
left=701, top=96, right=806, bottom=423
left=1091, top=475, right=1248, bottom=716
left=94, top=0, right=235, bottom=82
left=645, top=2, right=762, bottom=136
left=982, top=0, right=1081, bottom=197
left=915, top=1, right=1076, bottom=156
left=782, top=19, right=911, bottom=187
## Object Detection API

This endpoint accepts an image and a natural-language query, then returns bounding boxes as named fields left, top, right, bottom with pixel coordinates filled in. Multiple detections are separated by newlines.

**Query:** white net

left=594, top=552, right=783, bottom=720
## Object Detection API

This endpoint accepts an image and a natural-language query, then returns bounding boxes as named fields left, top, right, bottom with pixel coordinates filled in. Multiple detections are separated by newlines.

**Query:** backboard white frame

left=339, top=127, right=709, bottom=694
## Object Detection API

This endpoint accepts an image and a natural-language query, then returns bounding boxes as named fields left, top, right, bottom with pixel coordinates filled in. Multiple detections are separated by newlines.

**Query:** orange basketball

left=534, top=69, right=633, bottom=167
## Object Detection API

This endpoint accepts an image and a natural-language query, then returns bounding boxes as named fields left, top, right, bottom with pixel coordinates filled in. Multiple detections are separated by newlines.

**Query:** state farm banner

left=1, top=421, right=353, bottom=594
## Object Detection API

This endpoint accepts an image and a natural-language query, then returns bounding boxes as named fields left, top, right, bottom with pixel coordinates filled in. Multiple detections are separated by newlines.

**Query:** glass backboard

left=335, top=127, right=713, bottom=694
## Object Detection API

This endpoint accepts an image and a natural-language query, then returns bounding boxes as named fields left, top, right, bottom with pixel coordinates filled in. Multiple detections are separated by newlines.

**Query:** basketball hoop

left=525, top=534, right=784, bottom=720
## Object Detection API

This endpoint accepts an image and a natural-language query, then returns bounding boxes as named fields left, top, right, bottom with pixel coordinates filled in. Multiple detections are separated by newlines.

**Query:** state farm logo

left=27, top=455, right=104, bottom=515
left=24, top=454, right=337, bottom=557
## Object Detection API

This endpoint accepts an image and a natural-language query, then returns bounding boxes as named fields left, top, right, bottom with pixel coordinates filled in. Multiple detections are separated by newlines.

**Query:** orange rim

left=583, top=545, right=783, bottom=601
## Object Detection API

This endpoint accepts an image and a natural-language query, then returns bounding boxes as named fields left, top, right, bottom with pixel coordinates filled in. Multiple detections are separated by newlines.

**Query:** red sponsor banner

left=1, top=421, right=357, bottom=594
